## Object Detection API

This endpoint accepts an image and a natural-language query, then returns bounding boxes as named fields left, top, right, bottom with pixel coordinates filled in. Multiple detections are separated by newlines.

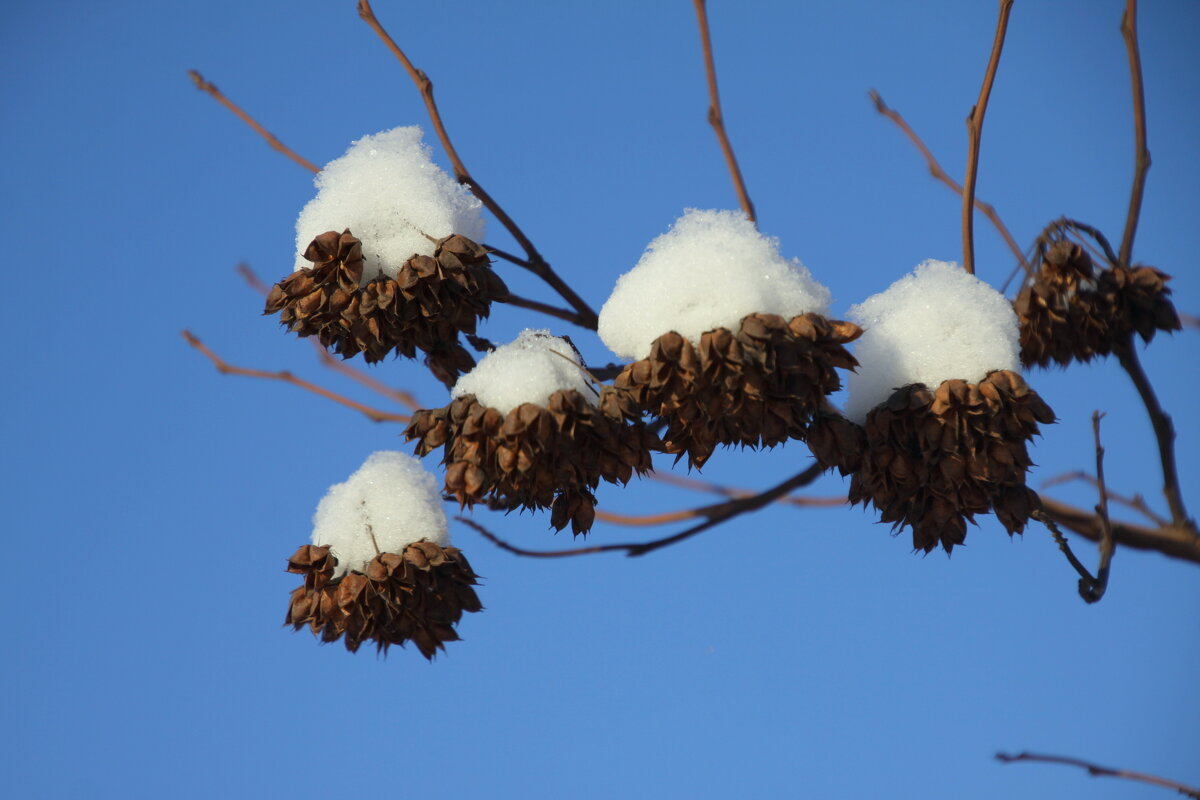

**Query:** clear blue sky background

left=3, top=1, right=1197, bottom=798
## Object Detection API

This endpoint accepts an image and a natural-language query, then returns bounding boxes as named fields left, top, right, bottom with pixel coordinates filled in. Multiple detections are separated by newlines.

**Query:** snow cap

left=311, top=451, right=449, bottom=577
left=452, top=329, right=595, bottom=414
left=598, top=209, right=832, bottom=360
left=843, top=259, right=1021, bottom=422
left=294, top=127, right=485, bottom=280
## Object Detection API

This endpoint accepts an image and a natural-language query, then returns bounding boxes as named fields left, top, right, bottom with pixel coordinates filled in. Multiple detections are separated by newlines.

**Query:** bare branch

left=996, top=751, right=1200, bottom=799
left=962, top=0, right=1014, bottom=275
left=187, top=70, right=321, bottom=174
left=181, top=330, right=410, bottom=424
left=1115, top=341, right=1192, bottom=528
left=649, top=470, right=847, bottom=509
left=356, top=0, right=599, bottom=329
left=869, top=90, right=1029, bottom=277
left=1089, top=411, right=1114, bottom=602
left=461, top=464, right=824, bottom=559
left=1038, top=496, right=1200, bottom=566
left=1119, top=0, right=1151, bottom=267
left=692, top=0, right=756, bottom=223
left=500, top=294, right=598, bottom=329
left=1033, top=508, right=1104, bottom=601
left=1041, top=470, right=1168, bottom=527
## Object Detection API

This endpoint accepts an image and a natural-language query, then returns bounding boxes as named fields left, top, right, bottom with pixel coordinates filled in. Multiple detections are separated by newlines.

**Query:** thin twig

left=1089, top=411, right=1114, bottom=602
left=1041, top=470, right=1169, bottom=527
left=869, top=90, right=1029, bottom=276
left=483, top=245, right=532, bottom=269
left=1115, top=342, right=1191, bottom=528
left=692, top=0, right=755, bottom=223
left=500, top=294, right=597, bottom=329
left=187, top=70, right=321, bottom=174
left=649, top=470, right=847, bottom=509
left=181, top=330, right=410, bottom=424
left=962, top=0, right=1014, bottom=275
left=356, top=0, right=599, bottom=329
left=1119, top=0, right=1151, bottom=268
left=460, top=463, right=824, bottom=559
left=1033, top=508, right=1103, bottom=602
left=996, top=752, right=1200, bottom=799
left=1179, top=312, right=1200, bottom=330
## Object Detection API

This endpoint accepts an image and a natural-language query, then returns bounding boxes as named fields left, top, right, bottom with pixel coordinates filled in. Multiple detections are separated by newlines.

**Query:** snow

left=294, top=127, right=485, bottom=281
left=597, top=209, right=832, bottom=360
left=311, top=451, right=449, bottom=576
left=843, top=259, right=1021, bottom=422
left=451, top=329, right=596, bottom=414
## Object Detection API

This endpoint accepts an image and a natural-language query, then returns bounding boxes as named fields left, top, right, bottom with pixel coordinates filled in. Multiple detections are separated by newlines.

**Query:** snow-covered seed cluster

left=836, top=261, right=1055, bottom=551
left=610, top=313, right=861, bottom=468
left=599, top=210, right=858, bottom=468
left=406, top=331, right=660, bottom=535
left=266, top=128, right=507, bottom=376
left=847, top=371, right=1055, bottom=553
left=1015, top=240, right=1180, bottom=368
left=284, top=452, right=482, bottom=658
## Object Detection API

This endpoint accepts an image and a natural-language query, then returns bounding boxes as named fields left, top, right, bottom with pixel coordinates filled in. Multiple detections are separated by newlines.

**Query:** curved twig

left=869, top=90, right=1029, bottom=276
left=187, top=70, right=320, bottom=174
left=181, top=330, right=410, bottom=424
left=962, top=0, right=1014, bottom=275
left=692, top=0, right=756, bottom=223
left=996, top=752, right=1200, bottom=799
left=356, top=0, right=599, bottom=330
left=460, top=463, right=824, bottom=559
left=1119, top=0, right=1151, bottom=267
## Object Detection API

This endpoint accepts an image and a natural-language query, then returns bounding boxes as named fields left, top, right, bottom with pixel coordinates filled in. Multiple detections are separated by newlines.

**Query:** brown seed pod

left=265, top=230, right=508, bottom=374
left=406, top=390, right=661, bottom=535
left=285, top=542, right=482, bottom=659
left=847, top=370, right=1055, bottom=554
left=1015, top=239, right=1180, bottom=368
left=609, top=313, right=861, bottom=468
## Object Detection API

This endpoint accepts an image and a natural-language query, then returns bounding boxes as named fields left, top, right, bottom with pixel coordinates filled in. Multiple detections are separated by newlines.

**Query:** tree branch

left=1041, top=470, right=1168, bottom=527
left=691, top=0, right=756, bottom=223
left=1119, top=0, right=1151, bottom=268
left=460, top=463, right=824, bottom=559
left=962, top=0, right=1014, bottom=275
left=1115, top=341, right=1191, bottom=528
left=996, top=752, right=1200, bottom=799
left=187, top=70, right=320, bottom=174
left=869, top=90, right=1029, bottom=276
left=356, top=0, right=599, bottom=329
left=181, top=330, right=410, bottom=424
left=1037, top=496, right=1200, bottom=566
left=1089, top=411, right=1115, bottom=602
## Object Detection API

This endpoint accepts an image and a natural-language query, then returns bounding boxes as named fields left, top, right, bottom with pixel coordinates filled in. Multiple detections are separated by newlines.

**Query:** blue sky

left=3, top=1, right=1197, bottom=798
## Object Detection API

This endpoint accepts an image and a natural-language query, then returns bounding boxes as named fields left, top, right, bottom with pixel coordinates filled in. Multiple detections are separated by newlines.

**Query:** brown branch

left=182, top=330, right=410, bottom=424
left=1034, top=508, right=1103, bottom=601
left=356, top=0, right=599, bottom=330
left=1119, top=0, right=1151, bottom=267
left=996, top=752, right=1200, bottom=799
left=649, top=470, right=847, bottom=509
left=1038, top=496, right=1200, bottom=566
left=500, top=294, right=597, bottom=329
left=1089, top=411, right=1114, bottom=602
left=962, top=0, right=1014, bottom=275
left=1115, top=341, right=1191, bottom=528
left=869, top=90, right=1029, bottom=275
left=461, top=463, right=824, bottom=559
left=1041, top=470, right=1168, bottom=527
left=691, top=0, right=756, bottom=223
left=187, top=70, right=321, bottom=174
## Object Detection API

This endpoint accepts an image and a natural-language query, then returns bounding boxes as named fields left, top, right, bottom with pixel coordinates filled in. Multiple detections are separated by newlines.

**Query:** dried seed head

left=848, top=370, right=1055, bottom=553
left=285, top=542, right=482, bottom=659
left=610, top=313, right=861, bottom=468
left=405, top=390, right=661, bottom=535
left=266, top=230, right=508, bottom=375
left=1016, top=238, right=1180, bottom=368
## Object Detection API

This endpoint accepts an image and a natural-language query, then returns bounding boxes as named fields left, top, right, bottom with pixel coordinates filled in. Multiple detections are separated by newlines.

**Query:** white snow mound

left=597, top=209, right=832, bottom=360
left=311, top=451, right=449, bottom=577
left=294, top=126, right=484, bottom=281
left=843, top=259, right=1021, bottom=423
left=452, top=329, right=595, bottom=414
